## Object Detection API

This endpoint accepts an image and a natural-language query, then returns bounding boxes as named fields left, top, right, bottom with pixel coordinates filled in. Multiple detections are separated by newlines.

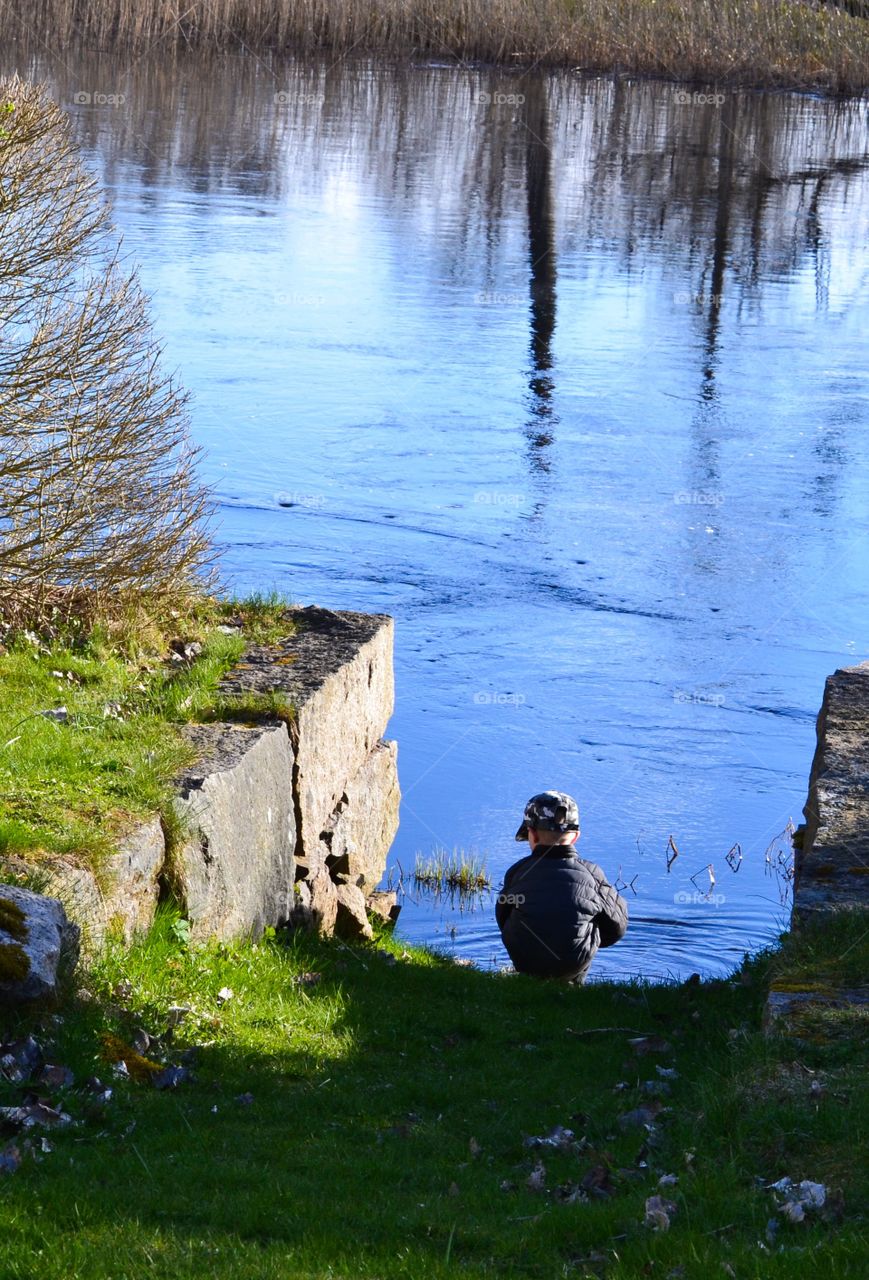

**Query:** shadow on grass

left=0, top=913, right=866, bottom=1279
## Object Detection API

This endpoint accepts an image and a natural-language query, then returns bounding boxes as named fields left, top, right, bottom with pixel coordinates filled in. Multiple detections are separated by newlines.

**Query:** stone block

left=795, top=661, right=869, bottom=921
left=321, top=740, right=400, bottom=893
left=219, top=606, right=394, bottom=859
left=335, top=882, right=374, bottom=940
left=367, top=889, right=401, bottom=925
left=0, top=885, right=79, bottom=1004
left=172, top=722, right=295, bottom=941
left=101, top=817, right=165, bottom=942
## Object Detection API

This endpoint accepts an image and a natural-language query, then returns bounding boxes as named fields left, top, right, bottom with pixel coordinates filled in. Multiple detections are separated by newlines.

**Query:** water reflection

left=523, top=76, right=558, bottom=471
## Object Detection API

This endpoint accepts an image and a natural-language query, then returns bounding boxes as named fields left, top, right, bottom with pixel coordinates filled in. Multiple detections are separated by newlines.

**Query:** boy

left=496, top=791, right=628, bottom=982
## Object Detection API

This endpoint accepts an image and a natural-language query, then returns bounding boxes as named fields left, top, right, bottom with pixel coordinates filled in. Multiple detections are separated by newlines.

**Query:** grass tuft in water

left=413, top=848, right=490, bottom=893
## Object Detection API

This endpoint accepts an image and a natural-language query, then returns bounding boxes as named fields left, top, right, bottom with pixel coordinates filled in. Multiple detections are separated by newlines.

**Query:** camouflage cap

left=515, top=790, right=580, bottom=841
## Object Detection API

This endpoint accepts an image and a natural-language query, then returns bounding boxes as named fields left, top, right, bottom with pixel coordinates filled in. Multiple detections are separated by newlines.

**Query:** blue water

left=9, top=47, right=868, bottom=977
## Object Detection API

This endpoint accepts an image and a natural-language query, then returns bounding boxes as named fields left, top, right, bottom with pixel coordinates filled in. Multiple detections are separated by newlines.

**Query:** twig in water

left=665, top=835, right=680, bottom=872
left=690, top=863, right=715, bottom=895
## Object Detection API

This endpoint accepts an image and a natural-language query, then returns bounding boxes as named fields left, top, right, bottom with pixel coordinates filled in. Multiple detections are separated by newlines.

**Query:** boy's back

left=496, top=791, right=628, bottom=981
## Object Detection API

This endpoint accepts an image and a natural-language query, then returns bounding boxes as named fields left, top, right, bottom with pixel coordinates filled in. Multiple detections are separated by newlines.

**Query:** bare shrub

left=0, top=76, right=214, bottom=632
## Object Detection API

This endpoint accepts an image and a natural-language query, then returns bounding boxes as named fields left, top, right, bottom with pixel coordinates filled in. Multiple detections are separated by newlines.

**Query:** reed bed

left=4, top=0, right=868, bottom=95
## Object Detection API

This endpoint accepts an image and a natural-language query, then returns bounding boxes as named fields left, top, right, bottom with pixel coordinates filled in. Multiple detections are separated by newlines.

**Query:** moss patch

left=0, top=894, right=29, bottom=941
left=0, top=939, right=30, bottom=982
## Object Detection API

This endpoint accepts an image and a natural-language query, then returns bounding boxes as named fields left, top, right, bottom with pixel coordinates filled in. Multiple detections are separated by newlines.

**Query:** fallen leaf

left=644, top=1194, right=677, bottom=1231
left=0, top=1143, right=21, bottom=1174
left=523, top=1125, right=579, bottom=1151
left=469, top=1137, right=481, bottom=1158
left=38, top=1064, right=74, bottom=1090
left=152, top=1066, right=192, bottom=1091
left=0, top=1036, right=43, bottom=1083
left=526, top=1160, right=546, bottom=1191
left=0, top=1103, right=72, bottom=1131
left=618, top=1102, right=662, bottom=1130
left=555, top=1182, right=589, bottom=1205
left=580, top=1164, right=615, bottom=1198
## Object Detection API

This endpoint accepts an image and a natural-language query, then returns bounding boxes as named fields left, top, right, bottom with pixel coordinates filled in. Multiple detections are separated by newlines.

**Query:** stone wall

left=793, top=660, right=869, bottom=921
left=27, top=606, right=399, bottom=947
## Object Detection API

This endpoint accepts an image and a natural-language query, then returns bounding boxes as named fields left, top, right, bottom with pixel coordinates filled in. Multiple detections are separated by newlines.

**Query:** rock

left=289, top=879, right=314, bottom=929
left=795, top=662, right=869, bottom=919
left=335, top=882, right=374, bottom=940
left=0, top=887, right=79, bottom=1005
left=293, top=839, right=328, bottom=883
left=218, top=607, right=395, bottom=860
left=101, top=818, right=164, bottom=942
left=366, top=890, right=401, bottom=925
left=42, top=860, right=104, bottom=951
left=307, top=866, right=338, bottom=936
left=171, top=722, right=296, bottom=941
left=320, top=741, right=400, bottom=892
left=22, top=817, right=163, bottom=951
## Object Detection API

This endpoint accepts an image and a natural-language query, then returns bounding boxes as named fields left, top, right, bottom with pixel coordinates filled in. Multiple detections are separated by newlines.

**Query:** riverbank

left=6, top=0, right=869, bottom=96
left=0, top=907, right=867, bottom=1277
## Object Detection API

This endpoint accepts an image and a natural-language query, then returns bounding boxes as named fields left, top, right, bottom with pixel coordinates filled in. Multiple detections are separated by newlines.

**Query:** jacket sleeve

left=495, top=865, right=516, bottom=931
left=593, top=875, right=629, bottom=948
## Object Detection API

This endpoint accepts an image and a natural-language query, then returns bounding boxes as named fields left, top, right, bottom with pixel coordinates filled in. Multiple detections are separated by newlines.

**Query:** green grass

left=771, top=910, right=869, bottom=993
left=414, top=849, right=491, bottom=893
left=0, top=912, right=866, bottom=1278
left=0, top=595, right=296, bottom=877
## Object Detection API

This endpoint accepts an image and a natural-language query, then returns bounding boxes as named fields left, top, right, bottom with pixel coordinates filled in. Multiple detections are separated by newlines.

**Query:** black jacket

left=496, top=846, right=628, bottom=978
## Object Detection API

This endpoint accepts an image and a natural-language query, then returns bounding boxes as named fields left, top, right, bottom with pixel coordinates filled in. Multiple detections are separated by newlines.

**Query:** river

left=5, top=44, right=868, bottom=978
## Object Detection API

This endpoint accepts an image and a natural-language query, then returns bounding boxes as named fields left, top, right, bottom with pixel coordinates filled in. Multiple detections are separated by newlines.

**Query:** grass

left=414, top=848, right=491, bottom=893
left=0, top=594, right=295, bottom=878
left=0, top=909, right=866, bottom=1277
left=770, top=909, right=869, bottom=994
left=3, top=0, right=868, bottom=94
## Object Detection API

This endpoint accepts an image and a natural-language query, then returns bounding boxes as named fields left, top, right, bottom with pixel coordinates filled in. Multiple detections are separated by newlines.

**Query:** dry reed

left=2, top=1, right=866, bottom=94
